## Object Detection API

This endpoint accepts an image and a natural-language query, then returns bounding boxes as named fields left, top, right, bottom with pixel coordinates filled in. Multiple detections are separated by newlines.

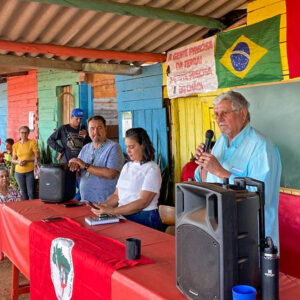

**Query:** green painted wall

left=37, top=70, right=79, bottom=147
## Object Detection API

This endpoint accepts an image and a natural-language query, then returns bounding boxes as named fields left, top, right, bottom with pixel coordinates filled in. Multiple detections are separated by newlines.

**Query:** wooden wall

left=169, top=90, right=227, bottom=182
left=7, top=70, right=38, bottom=143
left=86, top=73, right=118, bottom=140
left=79, top=82, right=93, bottom=128
left=0, top=83, right=7, bottom=151
left=116, top=64, right=168, bottom=168
left=37, top=70, right=79, bottom=146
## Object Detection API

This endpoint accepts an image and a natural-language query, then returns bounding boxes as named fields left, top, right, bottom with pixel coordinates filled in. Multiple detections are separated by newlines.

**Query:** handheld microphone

left=204, top=130, right=214, bottom=152
left=80, top=124, right=86, bottom=131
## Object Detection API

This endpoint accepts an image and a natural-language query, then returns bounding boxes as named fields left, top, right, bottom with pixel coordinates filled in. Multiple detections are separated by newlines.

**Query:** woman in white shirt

left=91, top=127, right=162, bottom=230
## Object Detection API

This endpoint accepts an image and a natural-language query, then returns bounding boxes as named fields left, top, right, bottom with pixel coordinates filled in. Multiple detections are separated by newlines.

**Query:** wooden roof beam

left=0, top=54, right=142, bottom=76
left=22, top=0, right=225, bottom=29
left=0, top=39, right=166, bottom=63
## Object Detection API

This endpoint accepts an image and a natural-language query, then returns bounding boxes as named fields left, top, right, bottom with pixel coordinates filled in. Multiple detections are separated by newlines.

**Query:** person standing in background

left=12, top=126, right=40, bottom=200
left=47, top=108, right=90, bottom=163
left=3, top=138, right=14, bottom=163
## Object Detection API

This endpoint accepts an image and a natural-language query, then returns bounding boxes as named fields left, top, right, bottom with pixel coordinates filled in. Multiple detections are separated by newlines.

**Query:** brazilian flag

left=216, top=15, right=282, bottom=88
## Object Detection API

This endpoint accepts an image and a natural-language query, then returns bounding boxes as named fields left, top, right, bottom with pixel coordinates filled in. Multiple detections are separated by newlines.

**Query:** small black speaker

left=176, top=180, right=262, bottom=300
left=39, top=164, right=76, bottom=203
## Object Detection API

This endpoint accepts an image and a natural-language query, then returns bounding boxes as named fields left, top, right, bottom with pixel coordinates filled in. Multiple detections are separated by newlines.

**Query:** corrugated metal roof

left=0, top=0, right=249, bottom=75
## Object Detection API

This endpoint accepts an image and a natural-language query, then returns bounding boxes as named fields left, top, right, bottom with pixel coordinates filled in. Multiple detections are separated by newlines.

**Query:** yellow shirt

left=13, top=139, right=39, bottom=173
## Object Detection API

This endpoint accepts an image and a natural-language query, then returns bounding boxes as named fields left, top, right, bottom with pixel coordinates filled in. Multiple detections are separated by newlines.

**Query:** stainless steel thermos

left=261, top=236, right=279, bottom=300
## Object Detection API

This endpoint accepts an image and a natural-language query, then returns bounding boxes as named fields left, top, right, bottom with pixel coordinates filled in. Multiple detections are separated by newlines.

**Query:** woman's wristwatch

left=84, top=163, right=91, bottom=171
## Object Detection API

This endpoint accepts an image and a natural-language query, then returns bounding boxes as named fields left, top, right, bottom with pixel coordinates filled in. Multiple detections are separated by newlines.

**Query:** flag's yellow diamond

left=219, top=35, right=268, bottom=79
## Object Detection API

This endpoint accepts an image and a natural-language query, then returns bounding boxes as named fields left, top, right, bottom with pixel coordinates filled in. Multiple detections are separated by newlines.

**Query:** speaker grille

left=177, top=224, right=220, bottom=300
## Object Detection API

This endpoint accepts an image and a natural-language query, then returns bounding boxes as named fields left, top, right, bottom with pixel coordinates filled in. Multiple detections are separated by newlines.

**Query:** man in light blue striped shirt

left=195, top=91, right=281, bottom=248
left=69, top=116, right=124, bottom=202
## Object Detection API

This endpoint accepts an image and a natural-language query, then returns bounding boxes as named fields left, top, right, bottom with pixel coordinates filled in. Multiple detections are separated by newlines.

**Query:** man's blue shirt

left=78, top=139, right=124, bottom=202
left=195, top=124, right=282, bottom=247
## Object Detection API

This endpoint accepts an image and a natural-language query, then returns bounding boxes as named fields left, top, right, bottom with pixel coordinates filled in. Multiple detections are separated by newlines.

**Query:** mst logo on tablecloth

left=50, top=238, right=75, bottom=300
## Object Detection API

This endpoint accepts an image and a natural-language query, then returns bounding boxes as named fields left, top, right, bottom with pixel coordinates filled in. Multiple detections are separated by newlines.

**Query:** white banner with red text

left=166, top=36, right=218, bottom=98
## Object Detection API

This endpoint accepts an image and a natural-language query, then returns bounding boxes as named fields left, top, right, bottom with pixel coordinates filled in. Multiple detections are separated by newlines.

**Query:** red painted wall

left=7, top=70, right=38, bottom=142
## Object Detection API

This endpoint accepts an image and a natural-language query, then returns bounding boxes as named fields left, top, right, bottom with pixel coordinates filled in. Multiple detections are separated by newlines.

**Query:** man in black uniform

left=47, top=108, right=89, bottom=163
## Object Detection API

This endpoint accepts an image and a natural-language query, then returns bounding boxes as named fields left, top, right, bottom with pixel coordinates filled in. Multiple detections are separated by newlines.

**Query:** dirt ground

left=0, top=257, right=29, bottom=300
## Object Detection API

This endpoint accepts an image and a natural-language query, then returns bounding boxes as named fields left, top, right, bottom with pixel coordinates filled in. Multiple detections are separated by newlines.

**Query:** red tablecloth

left=0, top=200, right=185, bottom=299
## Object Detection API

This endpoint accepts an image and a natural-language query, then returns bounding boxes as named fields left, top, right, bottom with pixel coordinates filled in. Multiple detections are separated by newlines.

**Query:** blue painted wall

left=0, top=83, right=7, bottom=151
left=115, top=63, right=168, bottom=168
left=79, top=82, right=93, bottom=128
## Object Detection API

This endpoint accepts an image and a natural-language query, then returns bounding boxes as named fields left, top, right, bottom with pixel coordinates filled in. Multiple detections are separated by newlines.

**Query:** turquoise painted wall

left=115, top=64, right=168, bottom=168
left=79, top=82, right=93, bottom=128
left=37, top=70, right=79, bottom=147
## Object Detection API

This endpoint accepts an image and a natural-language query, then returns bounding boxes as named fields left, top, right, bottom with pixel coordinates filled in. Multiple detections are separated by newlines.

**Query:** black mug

left=126, top=238, right=141, bottom=260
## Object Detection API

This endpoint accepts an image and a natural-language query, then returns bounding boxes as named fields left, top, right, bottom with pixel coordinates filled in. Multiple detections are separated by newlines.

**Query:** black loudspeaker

left=176, top=178, right=264, bottom=300
left=39, top=164, right=76, bottom=203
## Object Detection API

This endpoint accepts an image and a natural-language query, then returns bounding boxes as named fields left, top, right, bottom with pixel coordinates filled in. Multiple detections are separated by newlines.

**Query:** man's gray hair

left=213, top=91, right=250, bottom=121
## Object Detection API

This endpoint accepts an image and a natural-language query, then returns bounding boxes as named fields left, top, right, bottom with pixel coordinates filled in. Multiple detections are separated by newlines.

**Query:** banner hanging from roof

left=215, top=15, right=282, bottom=88
left=166, top=36, right=218, bottom=98
left=286, top=0, right=300, bottom=79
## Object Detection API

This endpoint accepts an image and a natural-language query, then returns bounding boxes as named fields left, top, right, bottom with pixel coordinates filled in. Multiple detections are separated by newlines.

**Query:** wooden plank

left=116, top=75, right=163, bottom=92
left=281, top=55, right=288, bottom=72
left=94, top=101, right=117, bottom=110
left=116, top=64, right=163, bottom=82
left=83, top=62, right=141, bottom=76
left=25, top=0, right=225, bottom=29
left=280, top=27, right=286, bottom=43
left=38, top=70, right=80, bottom=146
left=247, top=1, right=286, bottom=25
left=0, top=40, right=166, bottom=63
left=133, top=110, right=146, bottom=130
left=280, top=42, right=287, bottom=58
left=116, top=87, right=162, bottom=102
left=170, top=99, right=181, bottom=182
left=162, top=62, right=167, bottom=86
left=144, top=110, right=153, bottom=148
left=117, top=98, right=162, bottom=111
left=93, top=85, right=116, bottom=98
left=280, top=187, right=300, bottom=196
left=248, top=0, right=284, bottom=12
left=178, top=99, right=187, bottom=167
left=156, top=108, right=168, bottom=168
left=7, top=71, right=38, bottom=142
left=163, top=86, right=168, bottom=99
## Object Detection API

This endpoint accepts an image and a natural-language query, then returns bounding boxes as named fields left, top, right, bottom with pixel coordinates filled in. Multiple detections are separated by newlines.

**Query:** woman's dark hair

left=125, top=128, right=155, bottom=164
left=5, top=138, right=14, bottom=145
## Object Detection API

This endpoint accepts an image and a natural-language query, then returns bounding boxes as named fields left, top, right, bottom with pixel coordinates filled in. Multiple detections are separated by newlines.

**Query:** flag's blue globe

left=230, top=42, right=250, bottom=71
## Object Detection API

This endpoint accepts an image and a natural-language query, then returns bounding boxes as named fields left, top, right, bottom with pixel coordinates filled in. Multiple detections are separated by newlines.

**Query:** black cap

left=264, top=236, right=278, bottom=254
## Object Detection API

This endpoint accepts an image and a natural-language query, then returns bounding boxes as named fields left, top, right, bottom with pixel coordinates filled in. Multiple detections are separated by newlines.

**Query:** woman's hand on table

left=91, top=203, right=114, bottom=216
